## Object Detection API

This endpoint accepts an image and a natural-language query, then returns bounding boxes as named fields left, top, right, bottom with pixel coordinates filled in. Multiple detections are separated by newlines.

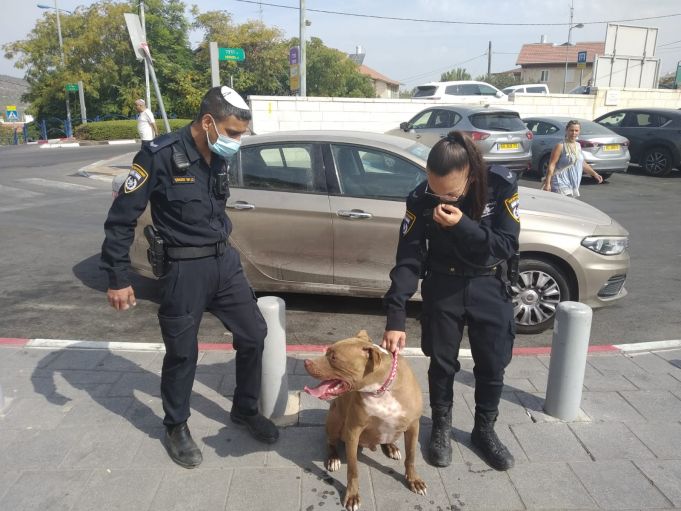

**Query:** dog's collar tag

left=371, top=351, right=399, bottom=397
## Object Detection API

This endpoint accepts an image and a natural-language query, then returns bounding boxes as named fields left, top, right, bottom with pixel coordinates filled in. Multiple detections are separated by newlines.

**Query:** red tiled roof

left=358, top=64, right=400, bottom=86
left=516, top=42, right=605, bottom=65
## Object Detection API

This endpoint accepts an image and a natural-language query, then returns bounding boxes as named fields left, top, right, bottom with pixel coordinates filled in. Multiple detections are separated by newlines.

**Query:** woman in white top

left=541, top=120, right=603, bottom=197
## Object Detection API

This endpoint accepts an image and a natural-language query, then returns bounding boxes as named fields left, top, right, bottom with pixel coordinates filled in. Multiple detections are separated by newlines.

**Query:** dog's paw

left=325, top=456, right=341, bottom=472
left=343, top=491, right=361, bottom=511
left=408, top=477, right=428, bottom=496
left=381, top=443, right=401, bottom=460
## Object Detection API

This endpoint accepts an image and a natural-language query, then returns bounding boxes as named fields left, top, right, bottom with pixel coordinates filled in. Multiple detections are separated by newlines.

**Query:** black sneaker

left=164, top=422, right=202, bottom=468
left=230, top=408, right=280, bottom=444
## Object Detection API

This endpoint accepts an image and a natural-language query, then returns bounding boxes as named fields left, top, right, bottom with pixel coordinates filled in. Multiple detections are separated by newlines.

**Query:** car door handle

left=337, top=209, right=373, bottom=220
left=226, top=201, right=255, bottom=210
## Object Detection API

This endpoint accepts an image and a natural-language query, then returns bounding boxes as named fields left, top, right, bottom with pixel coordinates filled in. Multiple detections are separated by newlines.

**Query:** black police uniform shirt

left=101, top=124, right=231, bottom=290
left=384, top=165, right=520, bottom=332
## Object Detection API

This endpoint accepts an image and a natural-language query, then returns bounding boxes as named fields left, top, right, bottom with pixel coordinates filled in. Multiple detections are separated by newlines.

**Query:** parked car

left=386, top=105, right=533, bottom=174
left=127, top=131, right=629, bottom=334
left=568, top=85, right=594, bottom=94
left=502, top=84, right=549, bottom=95
left=412, top=80, right=508, bottom=103
left=523, top=116, right=630, bottom=179
left=594, top=108, right=681, bottom=176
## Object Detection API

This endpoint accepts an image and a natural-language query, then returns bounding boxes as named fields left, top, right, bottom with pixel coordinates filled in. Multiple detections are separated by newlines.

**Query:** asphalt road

left=0, top=143, right=679, bottom=348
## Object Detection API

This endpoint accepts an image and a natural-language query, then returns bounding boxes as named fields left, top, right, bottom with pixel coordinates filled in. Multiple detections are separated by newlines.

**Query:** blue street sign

left=6, top=107, right=19, bottom=121
left=577, top=51, right=587, bottom=64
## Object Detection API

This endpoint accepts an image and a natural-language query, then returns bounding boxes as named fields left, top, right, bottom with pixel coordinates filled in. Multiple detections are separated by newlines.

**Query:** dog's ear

left=356, top=329, right=372, bottom=342
left=362, top=345, right=382, bottom=368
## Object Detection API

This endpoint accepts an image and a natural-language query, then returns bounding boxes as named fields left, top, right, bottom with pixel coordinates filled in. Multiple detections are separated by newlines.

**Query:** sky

left=1, top=0, right=680, bottom=89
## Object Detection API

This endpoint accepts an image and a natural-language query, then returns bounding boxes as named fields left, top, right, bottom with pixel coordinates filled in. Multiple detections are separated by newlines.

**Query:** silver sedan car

left=387, top=106, right=533, bottom=174
left=524, top=116, right=631, bottom=179
left=128, top=131, right=629, bottom=334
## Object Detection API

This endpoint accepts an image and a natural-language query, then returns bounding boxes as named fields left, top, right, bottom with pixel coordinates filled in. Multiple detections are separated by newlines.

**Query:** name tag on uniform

left=172, top=176, right=196, bottom=184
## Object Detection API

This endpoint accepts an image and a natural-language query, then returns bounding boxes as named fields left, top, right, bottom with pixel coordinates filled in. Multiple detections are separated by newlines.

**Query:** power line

left=398, top=53, right=488, bottom=84
left=658, top=39, right=681, bottom=48
left=232, top=0, right=681, bottom=27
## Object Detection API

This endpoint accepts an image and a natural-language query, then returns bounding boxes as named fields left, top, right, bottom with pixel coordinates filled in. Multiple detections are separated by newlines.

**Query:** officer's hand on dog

left=107, top=286, right=137, bottom=311
left=433, top=203, right=462, bottom=227
left=382, top=330, right=406, bottom=354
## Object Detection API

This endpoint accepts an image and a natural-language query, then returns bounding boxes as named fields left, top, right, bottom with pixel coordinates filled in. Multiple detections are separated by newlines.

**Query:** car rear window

left=577, top=120, right=616, bottom=136
left=413, top=86, right=437, bottom=97
left=527, top=86, right=547, bottom=93
left=469, top=113, right=526, bottom=132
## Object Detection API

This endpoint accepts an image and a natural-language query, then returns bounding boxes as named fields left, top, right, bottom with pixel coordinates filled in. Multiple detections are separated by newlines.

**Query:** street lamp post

left=562, top=22, right=584, bottom=93
left=37, top=1, right=73, bottom=137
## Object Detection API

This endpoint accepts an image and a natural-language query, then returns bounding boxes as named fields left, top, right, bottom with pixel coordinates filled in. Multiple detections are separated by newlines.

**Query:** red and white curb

left=2, top=337, right=681, bottom=357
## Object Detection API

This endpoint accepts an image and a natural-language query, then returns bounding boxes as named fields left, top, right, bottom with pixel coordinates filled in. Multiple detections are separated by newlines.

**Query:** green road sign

left=65, top=83, right=79, bottom=91
left=218, top=48, right=245, bottom=62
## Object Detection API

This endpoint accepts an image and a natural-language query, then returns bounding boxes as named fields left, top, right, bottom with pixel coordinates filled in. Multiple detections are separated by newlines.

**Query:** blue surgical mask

left=206, top=116, right=241, bottom=158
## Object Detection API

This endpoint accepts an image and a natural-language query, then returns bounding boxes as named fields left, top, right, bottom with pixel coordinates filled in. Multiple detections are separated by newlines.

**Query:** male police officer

left=101, top=86, right=278, bottom=469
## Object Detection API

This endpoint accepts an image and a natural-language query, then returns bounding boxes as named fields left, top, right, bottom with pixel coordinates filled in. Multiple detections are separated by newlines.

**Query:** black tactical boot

left=164, top=422, right=203, bottom=468
left=230, top=408, right=280, bottom=444
left=428, top=406, right=453, bottom=467
left=471, top=412, right=514, bottom=471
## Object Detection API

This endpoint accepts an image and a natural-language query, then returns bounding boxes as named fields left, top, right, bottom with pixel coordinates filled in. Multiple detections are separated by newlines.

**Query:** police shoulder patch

left=124, top=163, right=149, bottom=194
left=401, top=209, right=416, bottom=236
left=504, top=192, right=520, bottom=223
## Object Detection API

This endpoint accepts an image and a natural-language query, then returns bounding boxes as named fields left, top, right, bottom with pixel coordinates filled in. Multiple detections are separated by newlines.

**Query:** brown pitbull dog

left=304, top=330, right=427, bottom=511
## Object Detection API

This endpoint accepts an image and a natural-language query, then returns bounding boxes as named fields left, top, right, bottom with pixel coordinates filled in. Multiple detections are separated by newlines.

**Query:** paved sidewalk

left=1, top=343, right=681, bottom=510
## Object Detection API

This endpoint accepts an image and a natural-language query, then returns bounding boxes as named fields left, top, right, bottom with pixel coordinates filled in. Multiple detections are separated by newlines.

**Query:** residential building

left=516, top=41, right=605, bottom=93
left=357, top=64, right=400, bottom=98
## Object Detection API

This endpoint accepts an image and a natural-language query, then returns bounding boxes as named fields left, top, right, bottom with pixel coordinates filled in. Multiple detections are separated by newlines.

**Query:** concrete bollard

left=544, top=301, right=593, bottom=421
left=257, top=296, right=289, bottom=419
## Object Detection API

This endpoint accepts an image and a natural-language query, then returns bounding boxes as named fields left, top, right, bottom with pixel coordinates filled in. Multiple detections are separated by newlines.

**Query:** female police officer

left=101, top=86, right=278, bottom=469
left=382, top=131, right=519, bottom=470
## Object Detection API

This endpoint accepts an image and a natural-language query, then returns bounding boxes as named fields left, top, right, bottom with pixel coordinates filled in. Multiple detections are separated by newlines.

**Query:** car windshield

left=413, top=86, right=437, bottom=97
left=405, top=142, right=431, bottom=163
left=469, top=113, right=526, bottom=132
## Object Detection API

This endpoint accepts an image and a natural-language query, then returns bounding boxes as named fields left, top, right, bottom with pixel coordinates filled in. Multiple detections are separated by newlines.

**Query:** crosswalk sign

left=5, top=105, right=19, bottom=121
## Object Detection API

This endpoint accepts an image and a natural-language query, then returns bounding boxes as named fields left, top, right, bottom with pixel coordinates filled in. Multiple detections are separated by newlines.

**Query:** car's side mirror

left=495, top=91, right=504, bottom=98
left=400, top=122, right=412, bottom=131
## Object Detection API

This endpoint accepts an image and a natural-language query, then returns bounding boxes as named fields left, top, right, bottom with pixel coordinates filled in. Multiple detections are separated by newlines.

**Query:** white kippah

left=220, top=86, right=249, bottom=110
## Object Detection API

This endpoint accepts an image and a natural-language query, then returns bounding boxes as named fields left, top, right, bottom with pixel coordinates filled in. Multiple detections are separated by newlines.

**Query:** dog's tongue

left=304, top=379, right=339, bottom=400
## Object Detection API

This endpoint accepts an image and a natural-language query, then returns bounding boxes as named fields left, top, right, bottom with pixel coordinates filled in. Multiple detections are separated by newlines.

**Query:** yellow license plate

left=498, top=143, right=520, bottom=150
left=603, top=144, right=619, bottom=151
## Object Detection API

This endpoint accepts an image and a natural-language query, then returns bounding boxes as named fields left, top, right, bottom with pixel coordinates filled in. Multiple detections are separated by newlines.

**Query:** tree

left=476, top=73, right=521, bottom=90
left=440, top=68, right=471, bottom=81
left=3, top=0, right=197, bottom=121
left=304, top=37, right=374, bottom=97
left=192, top=9, right=290, bottom=98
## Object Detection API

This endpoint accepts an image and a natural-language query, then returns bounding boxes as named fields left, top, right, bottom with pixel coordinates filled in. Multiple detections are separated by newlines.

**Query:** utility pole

left=140, top=1, right=151, bottom=108
left=299, top=0, right=306, bottom=97
left=54, top=0, right=72, bottom=137
left=487, top=41, right=492, bottom=80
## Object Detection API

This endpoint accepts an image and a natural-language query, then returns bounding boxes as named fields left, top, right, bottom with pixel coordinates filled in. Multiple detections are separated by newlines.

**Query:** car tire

left=512, top=257, right=572, bottom=334
left=539, top=154, right=550, bottom=178
left=641, top=147, right=673, bottom=177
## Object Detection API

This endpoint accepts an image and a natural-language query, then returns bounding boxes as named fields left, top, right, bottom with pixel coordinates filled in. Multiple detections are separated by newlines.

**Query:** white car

left=412, top=80, right=508, bottom=103
left=502, top=84, right=549, bottom=95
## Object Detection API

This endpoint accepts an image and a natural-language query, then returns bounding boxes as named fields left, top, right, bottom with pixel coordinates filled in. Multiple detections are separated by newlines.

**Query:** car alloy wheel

left=511, top=258, right=571, bottom=334
left=642, top=147, right=673, bottom=177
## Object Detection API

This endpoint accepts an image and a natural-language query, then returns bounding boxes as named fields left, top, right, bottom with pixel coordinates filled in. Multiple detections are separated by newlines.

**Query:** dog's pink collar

left=371, top=350, right=399, bottom=397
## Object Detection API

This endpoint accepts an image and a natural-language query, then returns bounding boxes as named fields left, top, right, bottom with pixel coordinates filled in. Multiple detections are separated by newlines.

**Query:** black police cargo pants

left=157, top=246, right=267, bottom=426
left=420, top=272, right=515, bottom=416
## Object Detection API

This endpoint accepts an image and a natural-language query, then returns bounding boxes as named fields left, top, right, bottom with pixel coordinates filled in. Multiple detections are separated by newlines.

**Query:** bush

left=74, top=119, right=192, bottom=140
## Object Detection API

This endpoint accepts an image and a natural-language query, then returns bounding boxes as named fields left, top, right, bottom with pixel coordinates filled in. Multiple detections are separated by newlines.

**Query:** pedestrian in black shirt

left=382, top=131, right=519, bottom=470
left=101, top=86, right=278, bottom=469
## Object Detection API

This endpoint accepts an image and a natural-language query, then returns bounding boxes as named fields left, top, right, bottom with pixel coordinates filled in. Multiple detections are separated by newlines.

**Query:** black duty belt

left=428, top=259, right=498, bottom=277
left=166, top=241, right=227, bottom=260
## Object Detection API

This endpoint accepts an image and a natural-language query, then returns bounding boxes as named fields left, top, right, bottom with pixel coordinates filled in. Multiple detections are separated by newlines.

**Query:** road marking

left=0, top=184, right=44, bottom=199
left=18, top=178, right=95, bottom=191
left=39, top=143, right=80, bottom=149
